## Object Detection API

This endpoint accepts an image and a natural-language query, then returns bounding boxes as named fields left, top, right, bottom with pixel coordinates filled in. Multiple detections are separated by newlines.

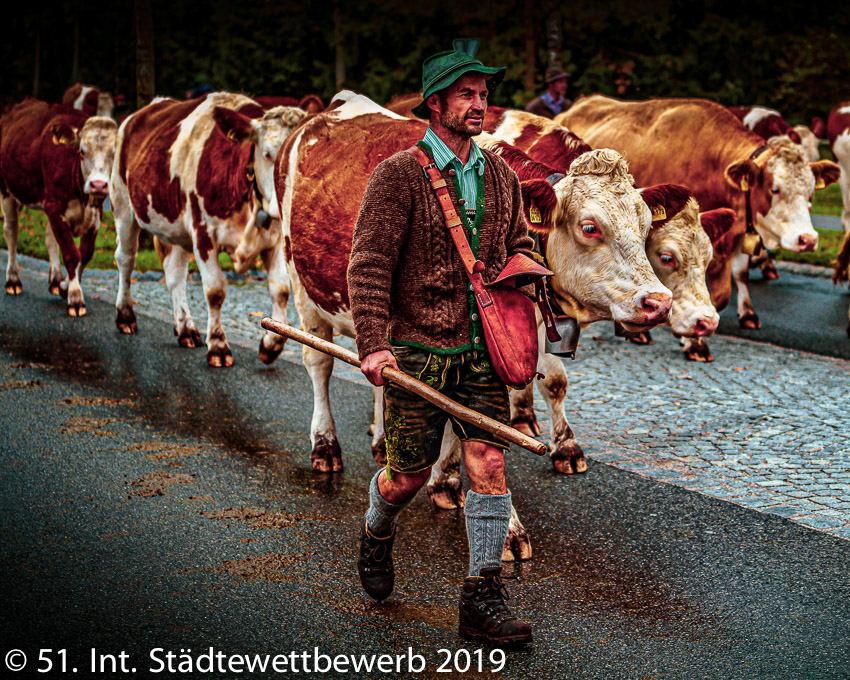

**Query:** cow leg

left=428, top=423, right=465, bottom=509
left=43, top=205, right=85, bottom=317
left=162, top=244, right=202, bottom=348
left=370, top=385, right=387, bottom=466
left=2, top=197, right=22, bottom=295
left=44, top=225, right=64, bottom=295
left=751, top=250, right=779, bottom=281
left=733, top=251, right=760, bottom=329
left=839, top=159, right=850, bottom=235
left=510, top=382, right=541, bottom=436
left=114, top=211, right=140, bottom=334
left=193, top=251, right=232, bottom=368
left=502, top=505, right=533, bottom=562
left=258, top=241, right=290, bottom=364
left=538, top=352, right=586, bottom=474
left=681, top=336, right=714, bottom=362
left=304, top=318, right=343, bottom=472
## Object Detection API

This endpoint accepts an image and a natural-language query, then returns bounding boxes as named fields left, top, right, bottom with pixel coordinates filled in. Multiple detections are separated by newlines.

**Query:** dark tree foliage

left=1, top=0, right=847, bottom=123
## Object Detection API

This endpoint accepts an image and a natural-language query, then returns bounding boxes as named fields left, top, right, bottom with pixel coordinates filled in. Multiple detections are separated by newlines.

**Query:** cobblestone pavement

left=5, top=251, right=850, bottom=540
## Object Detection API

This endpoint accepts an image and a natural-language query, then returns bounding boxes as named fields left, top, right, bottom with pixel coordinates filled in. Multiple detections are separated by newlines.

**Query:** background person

left=525, top=65, right=572, bottom=119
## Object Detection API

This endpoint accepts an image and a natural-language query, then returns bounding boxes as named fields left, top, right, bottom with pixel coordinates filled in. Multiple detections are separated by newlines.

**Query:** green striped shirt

left=422, top=127, right=485, bottom=210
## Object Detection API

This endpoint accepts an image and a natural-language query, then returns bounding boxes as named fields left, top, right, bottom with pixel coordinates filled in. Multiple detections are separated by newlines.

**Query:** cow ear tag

left=529, top=204, right=542, bottom=224
left=52, top=132, right=72, bottom=145
left=226, top=129, right=239, bottom=142
left=651, top=205, right=666, bottom=222
left=815, top=177, right=826, bottom=190
left=740, top=178, right=749, bottom=191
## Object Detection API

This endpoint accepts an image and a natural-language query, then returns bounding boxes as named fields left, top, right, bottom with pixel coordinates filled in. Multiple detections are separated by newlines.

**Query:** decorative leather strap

left=408, top=144, right=479, bottom=279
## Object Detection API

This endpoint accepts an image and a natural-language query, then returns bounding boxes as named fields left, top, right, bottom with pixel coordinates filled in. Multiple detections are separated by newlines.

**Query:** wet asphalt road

left=1, top=285, right=850, bottom=680
left=718, top=268, right=850, bottom=361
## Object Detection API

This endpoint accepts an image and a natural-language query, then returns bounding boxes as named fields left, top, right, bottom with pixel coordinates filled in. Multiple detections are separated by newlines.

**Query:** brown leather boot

left=459, top=567, right=533, bottom=644
left=357, top=521, right=395, bottom=601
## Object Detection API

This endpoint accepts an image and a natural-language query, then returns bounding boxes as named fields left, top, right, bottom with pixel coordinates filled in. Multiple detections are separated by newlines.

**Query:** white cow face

left=645, top=199, right=718, bottom=338
left=78, top=117, right=118, bottom=203
left=726, top=137, right=840, bottom=252
left=529, top=149, right=673, bottom=330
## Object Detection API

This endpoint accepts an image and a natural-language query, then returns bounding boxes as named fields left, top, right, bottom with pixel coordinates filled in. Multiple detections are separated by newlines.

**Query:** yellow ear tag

left=226, top=129, right=239, bottom=141
left=815, top=177, right=826, bottom=190
left=529, top=204, right=542, bottom=224
left=52, top=133, right=71, bottom=145
left=740, top=178, right=749, bottom=192
left=651, top=205, right=666, bottom=222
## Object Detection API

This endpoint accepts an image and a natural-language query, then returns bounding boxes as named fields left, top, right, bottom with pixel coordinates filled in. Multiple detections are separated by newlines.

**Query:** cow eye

left=79, top=148, right=86, bottom=158
left=263, top=150, right=273, bottom=161
left=771, top=187, right=780, bottom=195
left=660, top=253, right=677, bottom=267
left=580, top=221, right=598, bottom=235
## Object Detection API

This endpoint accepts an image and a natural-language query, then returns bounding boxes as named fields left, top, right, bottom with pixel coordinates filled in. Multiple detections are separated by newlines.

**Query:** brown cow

left=827, top=102, right=850, bottom=235
left=560, top=95, right=840, bottom=355
left=0, top=99, right=117, bottom=314
left=254, top=95, right=324, bottom=114
left=111, top=92, right=306, bottom=366
left=62, top=84, right=115, bottom=119
left=276, top=91, right=680, bottom=475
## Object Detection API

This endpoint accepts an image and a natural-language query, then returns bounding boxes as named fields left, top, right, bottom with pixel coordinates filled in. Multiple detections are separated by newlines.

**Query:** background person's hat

left=411, top=48, right=506, bottom=118
left=545, top=65, right=571, bottom=83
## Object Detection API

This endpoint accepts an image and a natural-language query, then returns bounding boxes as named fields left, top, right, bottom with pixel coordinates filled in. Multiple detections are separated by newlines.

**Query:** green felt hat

left=411, top=46, right=506, bottom=119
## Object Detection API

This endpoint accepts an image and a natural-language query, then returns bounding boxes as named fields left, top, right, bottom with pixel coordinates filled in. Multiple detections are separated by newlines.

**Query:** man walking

left=525, top=65, right=572, bottom=119
left=347, top=47, right=534, bottom=645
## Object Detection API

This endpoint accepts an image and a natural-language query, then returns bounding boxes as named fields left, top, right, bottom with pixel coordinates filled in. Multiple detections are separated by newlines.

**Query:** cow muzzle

left=797, top=232, right=818, bottom=252
left=639, top=292, right=672, bottom=326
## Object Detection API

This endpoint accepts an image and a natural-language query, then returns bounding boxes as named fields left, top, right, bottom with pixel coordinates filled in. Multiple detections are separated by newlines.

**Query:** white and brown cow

left=111, top=92, right=306, bottom=366
left=1, top=98, right=117, bottom=314
left=827, top=102, right=850, bottom=235
left=561, top=95, right=840, bottom=356
left=728, top=106, right=802, bottom=144
left=276, top=91, right=681, bottom=474
left=62, top=84, right=115, bottom=119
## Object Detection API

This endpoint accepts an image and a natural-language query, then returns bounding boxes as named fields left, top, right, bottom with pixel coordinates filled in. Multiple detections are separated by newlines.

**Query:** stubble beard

left=440, top=110, right=483, bottom=138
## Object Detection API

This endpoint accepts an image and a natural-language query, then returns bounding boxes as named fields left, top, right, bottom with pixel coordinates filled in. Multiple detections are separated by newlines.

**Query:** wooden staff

left=261, top=317, right=547, bottom=456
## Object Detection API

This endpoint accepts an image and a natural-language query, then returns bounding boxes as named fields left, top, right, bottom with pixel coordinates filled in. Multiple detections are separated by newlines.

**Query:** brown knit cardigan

left=347, top=145, right=534, bottom=360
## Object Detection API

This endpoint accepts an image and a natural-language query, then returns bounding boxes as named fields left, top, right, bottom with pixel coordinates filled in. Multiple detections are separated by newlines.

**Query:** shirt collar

left=423, top=127, right=486, bottom=175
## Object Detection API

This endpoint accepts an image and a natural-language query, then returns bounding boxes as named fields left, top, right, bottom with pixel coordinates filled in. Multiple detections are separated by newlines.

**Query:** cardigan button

left=448, top=169, right=457, bottom=176
left=474, top=336, right=481, bottom=344
left=472, top=313, right=479, bottom=321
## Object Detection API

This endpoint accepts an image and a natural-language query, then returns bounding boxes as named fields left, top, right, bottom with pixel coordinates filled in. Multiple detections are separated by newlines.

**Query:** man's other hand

left=361, top=350, right=399, bottom=386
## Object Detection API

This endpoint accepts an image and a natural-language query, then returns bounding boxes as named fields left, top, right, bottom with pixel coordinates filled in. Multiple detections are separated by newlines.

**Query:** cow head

left=213, top=105, right=307, bottom=221
left=58, top=116, right=118, bottom=205
left=725, top=136, right=840, bottom=252
left=525, top=148, right=673, bottom=331
left=640, top=185, right=720, bottom=338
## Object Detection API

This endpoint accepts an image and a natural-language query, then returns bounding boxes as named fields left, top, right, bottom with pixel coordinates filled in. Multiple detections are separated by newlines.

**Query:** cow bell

left=741, top=231, right=763, bottom=256
left=545, top=316, right=580, bottom=359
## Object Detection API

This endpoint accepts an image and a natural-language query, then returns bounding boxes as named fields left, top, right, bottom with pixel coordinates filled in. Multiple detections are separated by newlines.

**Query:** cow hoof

left=207, top=347, right=234, bottom=368
left=761, top=262, right=779, bottom=280
left=628, top=330, right=653, bottom=345
left=48, top=271, right=63, bottom=295
left=310, top=436, right=343, bottom=473
left=67, top=302, right=86, bottom=317
left=502, top=526, right=532, bottom=562
left=58, top=280, right=69, bottom=299
left=258, top=336, right=285, bottom=365
left=427, top=476, right=465, bottom=510
left=116, top=308, right=137, bottom=334
left=371, top=434, right=387, bottom=466
left=5, top=280, right=22, bottom=295
left=178, top=327, right=203, bottom=348
left=511, top=415, right=541, bottom=438
left=738, top=313, right=761, bottom=330
left=551, top=442, right=587, bottom=474
left=684, top=344, right=714, bottom=362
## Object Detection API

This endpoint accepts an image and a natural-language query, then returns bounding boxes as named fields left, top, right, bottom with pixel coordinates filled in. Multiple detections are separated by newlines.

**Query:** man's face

left=551, top=76, right=568, bottom=96
left=431, top=73, right=488, bottom=137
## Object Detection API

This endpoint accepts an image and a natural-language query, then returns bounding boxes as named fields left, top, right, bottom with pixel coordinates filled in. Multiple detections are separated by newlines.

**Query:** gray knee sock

left=364, top=470, right=413, bottom=537
left=464, top=490, right=512, bottom=577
